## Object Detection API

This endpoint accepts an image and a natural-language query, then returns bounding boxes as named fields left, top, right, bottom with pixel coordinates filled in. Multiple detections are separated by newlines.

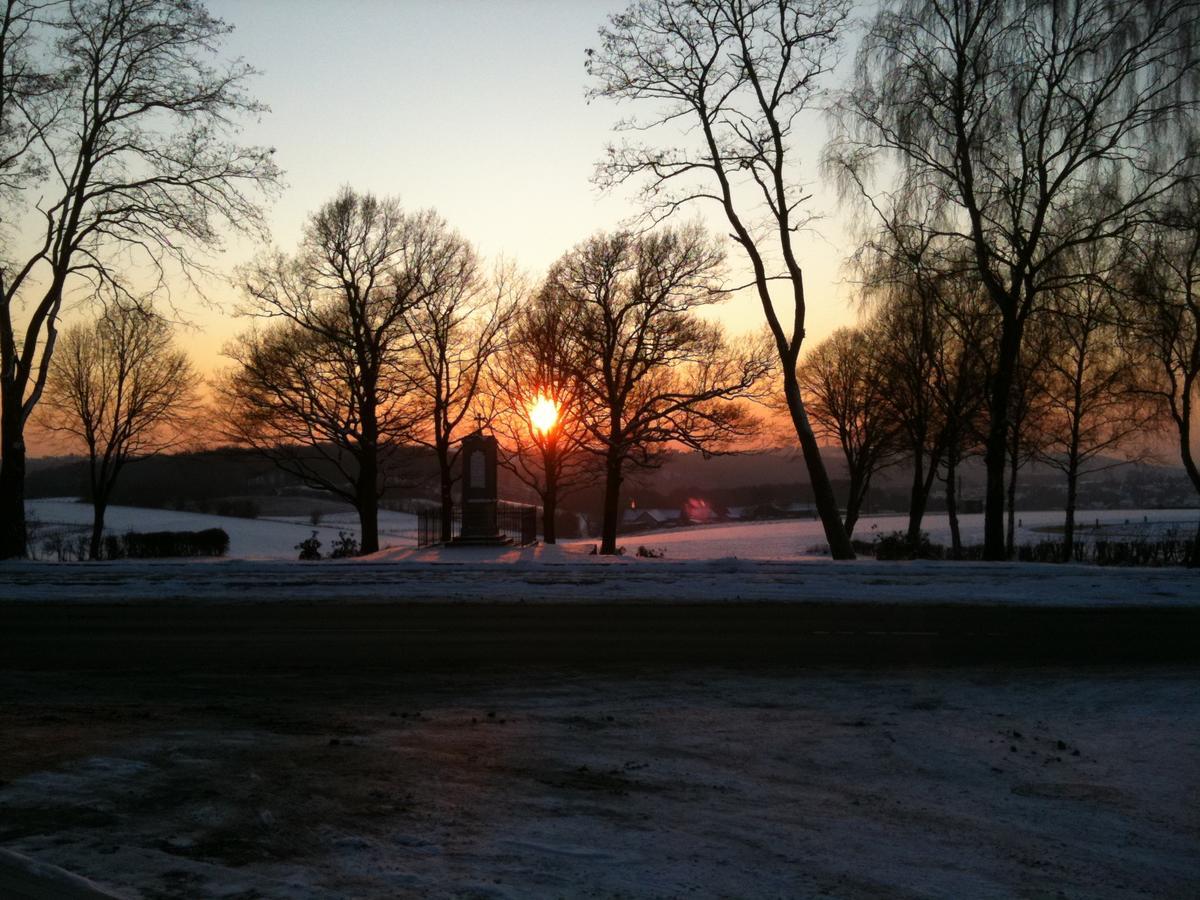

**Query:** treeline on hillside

left=25, top=446, right=438, bottom=517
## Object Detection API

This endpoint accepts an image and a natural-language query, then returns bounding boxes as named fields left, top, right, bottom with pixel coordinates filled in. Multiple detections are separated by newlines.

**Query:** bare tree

left=404, top=252, right=514, bottom=544
left=1128, top=185, right=1200, bottom=563
left=551, top=228, right=771, bottom=555
left=795, top=325, right=898, bottom=537
left=852, top=219, right=994, bottom=553
left=1038, top=245, right=1153, bottom=560
left=928, top=273, right=991, bottom=558
left=1002, top=321, right=1053, bottom=558
left=872, top=283, right=949, bottom=546
left=828, top=0, right=1200, bottom=559
left=0, top=1, right=52, bottom=203
left=41, top=299, right=196, bottom=559
left=0, top=0, right=280, bottom=558
left=219, top=190, right=452, bottom=554
left=587, top=0, right=858, bottom=558
left=492, top=282, right=595, bottom=543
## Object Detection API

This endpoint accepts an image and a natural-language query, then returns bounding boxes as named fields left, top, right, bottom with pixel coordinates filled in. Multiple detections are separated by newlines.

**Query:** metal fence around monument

left=416, top=501, right=538, bottom=547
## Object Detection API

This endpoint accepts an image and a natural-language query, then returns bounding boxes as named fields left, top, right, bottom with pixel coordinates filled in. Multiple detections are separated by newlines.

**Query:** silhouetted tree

left=220, top=190, right=451, bottom=554
left=928, top=272, right=992, bottom=558
left=492, top=283, right=595, bottom=543
left=588, top=0, right=858, bottom=559
left=1128, top=184, right=1200, bottom=563
left=1038, top=242, right=1153, bottom=560
left=0, top=0, right=279, bottom=558
left=404, top=253, right=515, bottom=543
left=41, top=299, right=197, bottom=559
left=829, top=0, right=1200, bottom=559
left=872, top=279, right=948, bottom=546
left=795, top=326, right=899, bottom=537
left=551, top=228, right=771, bottom=554
left=1003, top=318, right=1054, bottom=557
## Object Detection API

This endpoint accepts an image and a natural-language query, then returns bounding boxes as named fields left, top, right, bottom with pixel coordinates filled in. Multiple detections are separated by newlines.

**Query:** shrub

left=329, top=531, right=359, bottom=559
left=1093, top=538, right=1194, bottom=567
left=1016, top=541, right=1072, bottom=563
left=874, top=530, right=943, bottom=561
left=118, top=528, right=230, bottom=558
left=41, top=531, right=68, bottom=562
left=296, top=531, right=322, bottom=561
left=635, top=545, right=665, bottom=558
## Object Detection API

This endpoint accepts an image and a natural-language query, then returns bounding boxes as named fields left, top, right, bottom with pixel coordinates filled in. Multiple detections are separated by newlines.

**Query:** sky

left=180, top=0, right=860, bottom=372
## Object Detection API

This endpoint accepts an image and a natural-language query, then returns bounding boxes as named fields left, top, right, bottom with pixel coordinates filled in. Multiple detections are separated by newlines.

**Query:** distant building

left=620, top=507, right=682, bottom=531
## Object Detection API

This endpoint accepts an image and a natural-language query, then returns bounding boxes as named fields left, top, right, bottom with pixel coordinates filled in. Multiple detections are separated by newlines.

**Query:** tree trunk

left=358, top=489, right=379, bottom=555
left=599, top=451, right=622, bottom=555
left=1063, top=468, right=1078, bottom=564
left=89, top=498, right=108, bottom=561
left=437, top=444, right=453, bottom=545
left=783, top=374, right=854, bottom=559
left=945, top=449, right=961, bottom=560
left=1173, top=390, right=1199, bottom=566
left=1006, top=433, right=1020, bottom=560
left=0, top=401, right=27, bottom=559
left=543, top=483, right=558, bottom=544
left=357, top=445, right=380, bottom=555
left=906, top=448, right=927, bottom=546
left=844, top=467, right=864, bottom=539
left=984, top=316, right=1020, bottom=560
left=542, top=443, right=558, bottom=544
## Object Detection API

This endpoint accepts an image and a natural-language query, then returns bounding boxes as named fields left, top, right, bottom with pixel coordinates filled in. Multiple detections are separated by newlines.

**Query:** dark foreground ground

left=0, top=602, right=1197, bottom=898
left=3, top=600, right=1200, bottom=669
left=0, top=664, right=1197, bottom=899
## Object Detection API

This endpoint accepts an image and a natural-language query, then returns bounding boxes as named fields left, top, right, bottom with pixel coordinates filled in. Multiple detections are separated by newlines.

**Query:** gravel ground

left=0, top=666, right=1197, bottom=899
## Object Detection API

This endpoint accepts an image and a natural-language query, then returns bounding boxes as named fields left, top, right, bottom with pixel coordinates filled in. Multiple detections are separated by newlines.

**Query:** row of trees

left=587, top=0, right=1200, bottom=560
left=3, top=0, right=1197, bottom=564
left=798, top=213, right=1198, bottom=561
left=0, top=0, right=280, bottom=558
left=216, top=190, right=769, bottom=555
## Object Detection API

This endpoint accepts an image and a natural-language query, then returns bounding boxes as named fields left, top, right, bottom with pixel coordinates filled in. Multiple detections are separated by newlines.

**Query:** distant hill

left=24, top=442, right=1195, bottom=537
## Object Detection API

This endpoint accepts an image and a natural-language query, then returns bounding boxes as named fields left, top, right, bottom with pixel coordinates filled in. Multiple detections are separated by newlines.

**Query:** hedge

left=105, top=528, right=230, bottom=559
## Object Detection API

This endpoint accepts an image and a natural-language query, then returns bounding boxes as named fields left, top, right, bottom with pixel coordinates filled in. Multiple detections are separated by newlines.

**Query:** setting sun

left=528, top=394, right=560, bottom=435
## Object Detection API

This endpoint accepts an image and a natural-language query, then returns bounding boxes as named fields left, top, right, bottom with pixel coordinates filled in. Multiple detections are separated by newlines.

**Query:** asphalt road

left=3, top=601, right=1198, bottom=670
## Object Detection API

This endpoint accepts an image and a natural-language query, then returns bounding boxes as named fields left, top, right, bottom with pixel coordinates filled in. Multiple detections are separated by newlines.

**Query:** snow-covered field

left=10, top=500, right=1197, bottom=607
left=25, top=498, right=1200, bottom=562
left=576, top=507, right=1200, bottom=560
left=0, top=666, right=1196, bottom=899
left=26, top=499, right=417, bottom=560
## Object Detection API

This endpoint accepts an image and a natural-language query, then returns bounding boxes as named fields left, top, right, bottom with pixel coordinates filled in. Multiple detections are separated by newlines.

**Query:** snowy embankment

left=11, top=499, right=1197, bottom=607
left=1, top=549, right=1197, bottom=606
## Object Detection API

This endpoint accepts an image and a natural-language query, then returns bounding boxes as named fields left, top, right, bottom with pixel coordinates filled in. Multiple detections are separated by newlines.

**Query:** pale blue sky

left=198, top=1, right=857, bottom=365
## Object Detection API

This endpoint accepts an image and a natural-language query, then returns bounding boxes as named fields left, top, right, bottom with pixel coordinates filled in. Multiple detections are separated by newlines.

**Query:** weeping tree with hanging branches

left=1127, top=178, right=1200, bottom=566
left=826, top=0, right=1200, bottom=559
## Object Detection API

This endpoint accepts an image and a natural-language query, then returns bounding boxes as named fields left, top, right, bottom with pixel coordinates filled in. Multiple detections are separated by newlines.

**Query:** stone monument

left=451, top=429, right=509, bottom=545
